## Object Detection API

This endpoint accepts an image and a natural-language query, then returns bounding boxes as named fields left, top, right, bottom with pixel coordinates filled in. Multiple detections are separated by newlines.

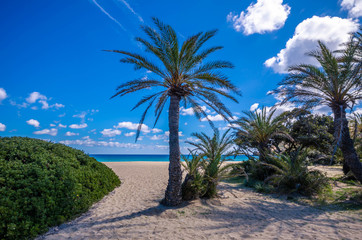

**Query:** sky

left=0, top=0, right=361, bottom=154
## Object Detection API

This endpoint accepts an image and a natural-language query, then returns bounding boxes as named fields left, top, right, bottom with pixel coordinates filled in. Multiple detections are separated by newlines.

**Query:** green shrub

left=181, top=153, right=205, bottom=200
left=264, top=151, right=330, bottom=196
left=0, top=137, right=121, bottom=240
left=183, top=129, right=236, bottom=199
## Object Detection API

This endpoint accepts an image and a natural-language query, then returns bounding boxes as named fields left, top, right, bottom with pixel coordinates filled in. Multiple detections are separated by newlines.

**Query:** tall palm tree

left=233, top=107, right=292, bottom=161
left=105, top=18, right=240, bottom=206
left=272, top=40, right=362, bottom=183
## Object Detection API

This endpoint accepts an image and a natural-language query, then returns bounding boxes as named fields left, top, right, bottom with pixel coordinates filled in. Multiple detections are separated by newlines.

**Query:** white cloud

left=0, top=88, right=7, bottom=103
left=33, top=128, right=58, bottom=136
left=50, top=124, right=56, bottom=127
left=58, top=123, right=67, bottom=128
left=164, top=131, right=183, bottom=137
left=125, top=132, right=136, bottom=137
left=0, top=123, right=6, bottom=131
left=25, top=92, right=64, bottom=110
left=201, top=114, right=224, bottom=121
left=60, top=137, right=141, bottom=148
left=186, top=137, right=201, bottom=143
left=26, top=119, right=40, bottom=128
left=101, top=128, right=122, bottom=137
left=39, top=100, right=49, bottom=109
left=152, top=128, right=163, bottom=133
left=69, top=123, right=88, bottom=129
left=201, top=114, right=237, bottom=122
left=265, top=16, right=359, bottom=73
left=312, top=105, right=332, bottom=116
left=114, top=121, right=160, bottom=134
left=26, top=92, right=46, bottom=104
left=250, top=103, right=259, bottom=111
left=53, top=103, right=65, bottom=109
left=180, top=106, right=210, bottom=116
left=65, top=131, right=79, bottom=136
left=73, top=112, right=87, bottom=119
left=227, top=0, right=290, bottom=35
left=151, top=135, right=163, bottom=140
left=341, top=0, right=362, bottom=18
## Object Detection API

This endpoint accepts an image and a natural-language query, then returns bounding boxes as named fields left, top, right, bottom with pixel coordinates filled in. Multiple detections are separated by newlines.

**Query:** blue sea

left=91, top=154, right=250, bottom=162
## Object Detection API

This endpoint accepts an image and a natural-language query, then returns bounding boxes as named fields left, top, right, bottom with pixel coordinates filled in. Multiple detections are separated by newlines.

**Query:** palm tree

left=272, top=40, right=362, bottom=183
left=186, top=129, right=235, bottom=198
left=105, top=18, right=240, bottom=206
left=233, top=107, right=292, bottom=161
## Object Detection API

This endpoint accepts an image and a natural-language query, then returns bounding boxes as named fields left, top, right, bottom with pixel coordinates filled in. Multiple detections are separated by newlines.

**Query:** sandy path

left=39, top=162, right=362, bottom=240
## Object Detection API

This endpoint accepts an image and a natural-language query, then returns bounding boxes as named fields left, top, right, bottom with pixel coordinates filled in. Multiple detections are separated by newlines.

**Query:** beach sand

left=38, top=162, right=362, bottom=240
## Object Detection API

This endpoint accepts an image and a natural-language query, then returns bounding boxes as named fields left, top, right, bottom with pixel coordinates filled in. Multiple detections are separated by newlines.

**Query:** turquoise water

left=91, top=154, right=250, bottom=162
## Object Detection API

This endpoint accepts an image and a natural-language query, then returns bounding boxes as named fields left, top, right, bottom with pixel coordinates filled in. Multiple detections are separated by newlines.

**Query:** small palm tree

left=233, top=107, right=292, bottom=161
left=272, top=39, right=362, bottom=183
left=263, top=151, right=329, bottom=196
left=186, top=129, right=236, bottom=198
left=105, top=18, right=240, bottom=206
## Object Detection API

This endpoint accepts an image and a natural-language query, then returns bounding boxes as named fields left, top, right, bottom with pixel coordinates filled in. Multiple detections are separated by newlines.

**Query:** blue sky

left=0, top=0, right=361, bottom=154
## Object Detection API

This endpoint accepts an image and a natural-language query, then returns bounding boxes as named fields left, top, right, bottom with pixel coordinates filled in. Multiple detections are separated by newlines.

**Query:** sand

left=38, top=162, right=362, bottom=240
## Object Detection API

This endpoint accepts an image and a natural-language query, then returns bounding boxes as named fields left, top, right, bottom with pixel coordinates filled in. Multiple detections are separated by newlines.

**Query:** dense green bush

left=0, top=137, right=121, bottom=240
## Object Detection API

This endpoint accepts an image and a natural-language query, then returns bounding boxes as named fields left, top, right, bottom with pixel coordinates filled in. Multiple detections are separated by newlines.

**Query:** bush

left=263, top=152, right=330, bottom=196
left=182, top=129, right=235, bottom=199
left=0, top=137, right=121, bottom=240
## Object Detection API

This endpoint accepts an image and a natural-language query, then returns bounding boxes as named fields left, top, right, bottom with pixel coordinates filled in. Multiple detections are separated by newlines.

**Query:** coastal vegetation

left=106, top=18, right=240, bottom=206
left=106, top=20, right=361, bottom=205
left=272, top=38, right=362, bottom=182
left=0, top=137, right=120, bottom=240
left=182, top=129, right=236, bottom=199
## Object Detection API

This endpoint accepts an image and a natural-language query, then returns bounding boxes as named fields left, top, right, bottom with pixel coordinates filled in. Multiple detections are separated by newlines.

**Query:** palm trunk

left=333, top=106, right=362, bottom=183
left=162, top=94, right=182, bottom=206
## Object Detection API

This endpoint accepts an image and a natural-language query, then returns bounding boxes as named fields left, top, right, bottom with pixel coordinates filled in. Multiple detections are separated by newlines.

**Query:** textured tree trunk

left=333, top=106, right=362, bottom=183
left=162, top=94, right=182, bottom=206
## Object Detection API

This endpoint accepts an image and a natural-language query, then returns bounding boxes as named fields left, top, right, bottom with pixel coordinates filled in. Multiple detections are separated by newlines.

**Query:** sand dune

left=38, top=162, right=362, bottom=240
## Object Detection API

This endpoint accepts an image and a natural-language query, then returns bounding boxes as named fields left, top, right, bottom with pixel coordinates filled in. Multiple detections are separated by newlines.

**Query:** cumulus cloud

left=58, top=124, right=67, bottom=128
left=150, top=135, right=164, bottom=140
left=265, top=16, right=359, bottom=73
left=114, top=121, right=161, bottom=134
left=124, top=132, right=136, bottom=137
left=250, top=103, right=259, bottom=111
left=0, top=88, right=7, bottom=103
left=24, top=92, right=64, bottom=110
left=26, top=119, right=40, bottom=128
left=227, top=0, right=290, bottom=35
left=65, top=131, right=79, bottom=136
left=200, top=114, right=237, bottom=122
left=341, top=0, right=362, bottom=18
left=69, top=123, right=88, bottom=129
left=201, top=114, right=224, bottom=122
left=33, top=128, right=58, bottom=136
left=26, top=92, right=46, bottom=104
left=180, top=106, right=210, bottom=116
left=60, top=137, right=141, bottom=148
left=0, top=123, right=6, bottom=131
left=101, top=128, right=122, bottom=137
left=164, top=131, right=183, bottom=137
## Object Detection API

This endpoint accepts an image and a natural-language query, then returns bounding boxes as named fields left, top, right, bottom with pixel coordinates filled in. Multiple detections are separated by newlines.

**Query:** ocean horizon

left=91, top=154, right=251, bottom=162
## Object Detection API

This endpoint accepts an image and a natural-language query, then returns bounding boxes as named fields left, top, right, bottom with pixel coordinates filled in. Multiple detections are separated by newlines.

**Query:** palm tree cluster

left=106, top=18, right=361, bottom=205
